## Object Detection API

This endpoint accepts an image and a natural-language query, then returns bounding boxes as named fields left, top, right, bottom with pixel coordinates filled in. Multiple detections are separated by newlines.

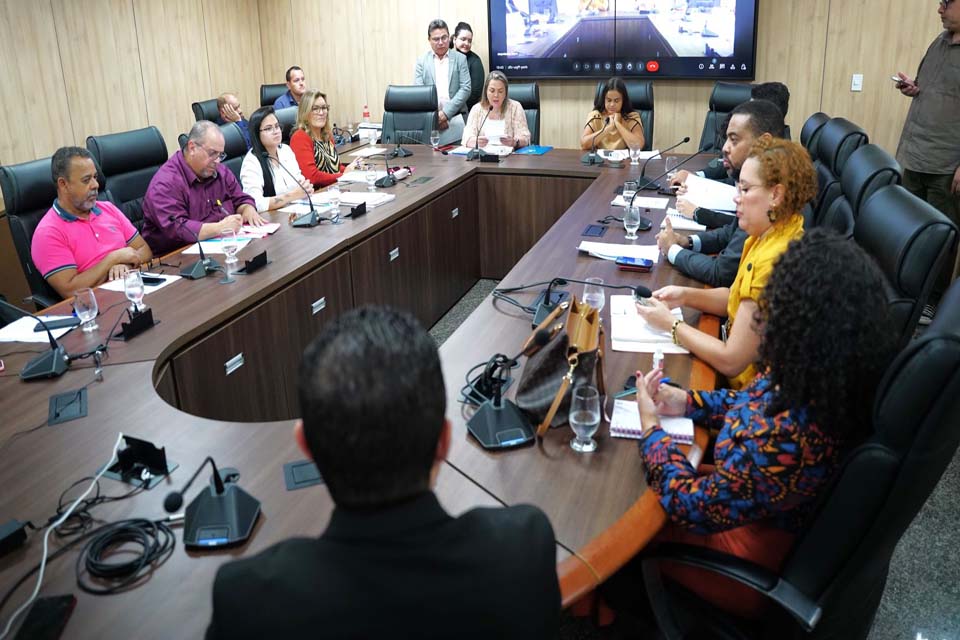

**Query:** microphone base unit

left=637, top=179, right=663, bottom=191
left=467, top=398, right=535, bottom=450
left=532, top=289, right=571, bottom=328
left=291, top=211, right=321, bottom=228
left=389, top=146, right=413, bottom=158
left=581, top=152, right=605, bottom=166
left=374, top=175, right=397, bottom=188
left=21, top=345, right=70, bottom=381
left=181, top=257, right=222, bottom=279
left=182, top=482, right=261, bottom=549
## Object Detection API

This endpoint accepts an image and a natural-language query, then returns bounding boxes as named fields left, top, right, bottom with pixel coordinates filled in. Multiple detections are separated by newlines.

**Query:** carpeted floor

left=431, top=279, right=960, bottom=640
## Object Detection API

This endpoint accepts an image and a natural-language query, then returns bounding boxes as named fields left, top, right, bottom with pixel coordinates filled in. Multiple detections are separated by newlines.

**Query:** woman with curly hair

left=626, top=229, right=897, bottom=618
left=636, top=137, right=816, bottom=389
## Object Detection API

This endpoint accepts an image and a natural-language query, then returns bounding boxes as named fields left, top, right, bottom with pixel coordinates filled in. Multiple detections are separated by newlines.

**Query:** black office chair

left=382, top=85, right=438, bottom=146
left=260, top=83, right=287, bottom=107
left=805, top=118, right=869, bottom=228
left=219, top=122, right=249, bottom=180
left=800, top=112, right=830, bottom=154
left=856, top=185, right=957, bottom=349
left=191, top=98, right=220, bottom=122
left=0, top=157, right=63, bottom=308
left=698, top=82, right=754, bottom=153
left=510, top=82, right=541, bottom=146
left=86, top=126, right=169, bottom=232
left=593, top=80, right=655, bottom=151
left=639, top=277, right=960, bottom=639
left=816, top=144, right=901, bottom=235
left=274, top=106, right=299, bottom=145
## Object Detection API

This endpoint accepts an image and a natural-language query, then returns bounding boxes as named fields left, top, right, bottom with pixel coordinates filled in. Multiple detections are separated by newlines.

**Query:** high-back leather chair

left=800, top=112, right=830, bottom=154
left=698, top=81, right=754, bottom=153
left=192, top=98, right=220, bottom=122
left=220, top=122, right=249, bottom=180
left=639, top=278, right=960, bottom=639
left=86, top=126, right=169, bottom=232
left=510, top=82, right=541, bottom=146
left=0, top=157, right=63, bottom=308
left=274, top=106, right=299, bottom=145
left=260, top=83, right=287, bottom=107
left=816, top=144, right=901, bottom=235
left=805, top=118, right=869, bottom=228
left=856, top=185, right=957, bottom=349
left=593, top=80, right=655, bottom=151
left=382, top=85, right=438, bottom=146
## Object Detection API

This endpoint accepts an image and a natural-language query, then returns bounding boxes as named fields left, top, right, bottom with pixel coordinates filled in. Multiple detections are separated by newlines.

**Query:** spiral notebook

left=609, top=399, right=694, bottom=444
left=659, top=208, right=707, bottom=231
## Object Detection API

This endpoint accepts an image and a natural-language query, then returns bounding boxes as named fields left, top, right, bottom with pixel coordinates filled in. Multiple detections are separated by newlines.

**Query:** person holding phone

left=461, top=71, right=530, bottom=150
left=580, top=76, right=645, bottom=151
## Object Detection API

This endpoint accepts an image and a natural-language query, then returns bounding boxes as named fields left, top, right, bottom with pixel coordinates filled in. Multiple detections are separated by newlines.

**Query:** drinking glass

left=583, top=277, right=605, bottom=313
left=623, top=206, right=641, bottom=240
left=73, top=288, right=99, bottom=333
left=569, top=385, right=600, bottom=453
left=629, top=146, right=642, bottom=165
left=665, top=156, right=679, bottom=180
left=123, top=271, right=145, bottom=313
left=327, top=183, right=342, bottom=224
left=366, top=170, right=378, bottom=192
left=221, top=229, right=239, bottom=267
left=430, top=129, right=441, bottom=149
left=622, top=180, right=638, bottom=205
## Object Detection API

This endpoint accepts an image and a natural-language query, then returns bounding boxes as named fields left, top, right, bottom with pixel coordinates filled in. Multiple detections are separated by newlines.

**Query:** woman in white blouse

left=240, top=106, right=314, bottom=211
left=461, top=71, right=531, bottom=150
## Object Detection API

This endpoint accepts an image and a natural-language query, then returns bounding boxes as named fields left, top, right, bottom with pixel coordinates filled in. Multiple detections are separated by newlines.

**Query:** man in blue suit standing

left=414, top=19, right=471, bottom=146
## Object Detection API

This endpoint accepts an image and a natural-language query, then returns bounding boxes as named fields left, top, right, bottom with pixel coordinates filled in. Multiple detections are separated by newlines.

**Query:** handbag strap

left=536, top=354, right=578, bottom=438
left=595, top=322, right=606, bottom=396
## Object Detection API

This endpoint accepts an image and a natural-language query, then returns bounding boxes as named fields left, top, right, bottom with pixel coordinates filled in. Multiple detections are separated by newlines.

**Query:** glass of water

left=430, top=129, right=441, bottom=149
left=629, top=146, right=642, bottom=165
left=624, top=206, right=641, bottom=240
left=73, top=288, right=99, bottom=332
left=665, top=156, right=679, bottom=180
left=583, top=277, right=605, bottom=313
left=569, top=385, right=601, bottom=453
left=123, top=271, right=145, bottom=313
left=327, top=183, right=342, bottom=224
left=221, top=228, right=239, bottom=267
left=366, top=170, right=378, bottom=192
left=622, top=180, right=638, bottom=205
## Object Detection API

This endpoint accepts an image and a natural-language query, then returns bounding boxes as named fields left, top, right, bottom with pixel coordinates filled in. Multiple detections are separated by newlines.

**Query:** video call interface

left=488, top=0, right=758, bottom=80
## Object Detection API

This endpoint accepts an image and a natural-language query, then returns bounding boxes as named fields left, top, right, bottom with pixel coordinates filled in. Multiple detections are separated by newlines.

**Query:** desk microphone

left=384, top=132, right=418, bottom=158
left=164, top=455, right=261, bottom=549
left=466, top=106, right=494, bottom=161
left=366, top=152, right=396, bottom=188
left=581, top=117, right=608, bottom=166
left=168, top=215, right=221, bottom=279
left=0, top=297, right=70, bottom=380
left=261, top=151, right=321, bottom=227
left=638, top=136, right=690, bottom=190
left=634, top=147, right=703, bottom=194
left=532, top=277, right=652, bottom=326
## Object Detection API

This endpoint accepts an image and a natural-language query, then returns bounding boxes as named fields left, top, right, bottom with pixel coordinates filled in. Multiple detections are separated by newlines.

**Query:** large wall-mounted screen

left=488, top=0, right=759, bottom=80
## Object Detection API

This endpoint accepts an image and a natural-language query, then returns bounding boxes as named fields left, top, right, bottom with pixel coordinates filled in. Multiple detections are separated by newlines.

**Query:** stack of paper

left=577, top=241, right=660, bottom=263
left=682, top=174, right=737, bottom=212
left=337, top=191, right=396, bottom=208
left=0, top=316, right=76, bottom=343
left=660, top=208, right=707, bottom=231
left=345, top=146, right=389, bottom=158
left=610, top=399, right=694, bottom=444
left=608, top=294, right=688, bottom=354
left=611, top=195, right=669, bottom=209
left=336, top=171, right=388, bottom=184
left=240, top=223, right=281, bottom=238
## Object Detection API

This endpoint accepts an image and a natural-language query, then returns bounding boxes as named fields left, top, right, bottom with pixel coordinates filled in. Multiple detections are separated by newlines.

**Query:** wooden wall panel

left=52, top=0, right=149, bottom=142
left=202, top=0, right=264, bottom=122
left=258, top=0, right=296, bottom=85
left=133, top=0, right=213, bottom=153
left=820, top=0, right=942, bottom=154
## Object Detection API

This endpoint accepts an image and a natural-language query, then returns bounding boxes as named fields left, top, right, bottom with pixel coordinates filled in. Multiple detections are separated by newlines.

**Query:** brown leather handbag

left=515, top=297, right=606, bottom=437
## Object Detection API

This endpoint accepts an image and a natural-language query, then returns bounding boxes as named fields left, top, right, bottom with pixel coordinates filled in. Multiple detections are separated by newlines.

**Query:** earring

left=767, top=209, right=777, bottom=222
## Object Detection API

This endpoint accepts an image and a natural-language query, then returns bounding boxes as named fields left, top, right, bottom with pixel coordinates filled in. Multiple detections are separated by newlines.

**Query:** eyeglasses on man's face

left=196, top=142, right=226, bottom=162
left=941, top=0, right=955, bottom=9
left=430, top=34, right=449, bottom=44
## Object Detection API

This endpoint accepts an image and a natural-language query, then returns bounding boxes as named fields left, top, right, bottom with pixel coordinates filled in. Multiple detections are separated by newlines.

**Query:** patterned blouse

left=638, top=375, right=843, bottom=535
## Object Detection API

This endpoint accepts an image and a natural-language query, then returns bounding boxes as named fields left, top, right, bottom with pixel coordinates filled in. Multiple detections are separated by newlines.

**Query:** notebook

left=660, top=208, right=707, bottom=231
left=609, top=399, right=694, bottom=444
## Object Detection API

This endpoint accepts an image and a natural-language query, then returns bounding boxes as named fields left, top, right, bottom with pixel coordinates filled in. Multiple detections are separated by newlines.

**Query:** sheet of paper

left=610, top=399, right=694, bottom=443
left=609, top=294, right=688, bottom=354
left=577, top=241, right=660, bottom=263
left=0, top=316, right=76, bottom=343
left=181, top=237, right=252, bottom=255
left=98, top=272, right=181, bottom=294
left=240, top=223, right=281, bottom=238
left=345, top=146, right=389, bottom=158
left=634, top=149, right=661, bottom=160
left=336, top=171, right=388, bottom=184
left=480, top=119, right=506, bottom=139
left=660, top=208, right=707, bottom=231
left=337, top=192, right=396, bottom=208
left=682, top=174, right=737, bottom=212
left=481, top=144, right=513, bottom=157
left=611, top=195, right=669, bottom=209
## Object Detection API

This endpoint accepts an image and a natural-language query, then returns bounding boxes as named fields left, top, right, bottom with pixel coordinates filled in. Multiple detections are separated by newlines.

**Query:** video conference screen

left=487, top=0, right=759, bottom=80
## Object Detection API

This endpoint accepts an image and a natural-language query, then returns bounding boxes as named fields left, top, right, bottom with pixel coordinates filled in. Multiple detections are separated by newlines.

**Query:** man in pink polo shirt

left=31, top=147, right=153, bottom=299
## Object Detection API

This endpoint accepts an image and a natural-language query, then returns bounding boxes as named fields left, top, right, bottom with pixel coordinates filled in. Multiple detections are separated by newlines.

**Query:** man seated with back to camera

left=206, top=306, right=561, bottom=639
left=141, top=121, right=264, bottom=256
left=31, top=146, right=153, bottom=299
left=656, top=99, right=786, bottom=288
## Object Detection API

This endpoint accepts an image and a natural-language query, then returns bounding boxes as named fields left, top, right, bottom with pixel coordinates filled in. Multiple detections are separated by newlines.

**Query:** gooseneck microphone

left=581, top=117, right=608, bottom=166
left=638, top=136, right=691, bottom=190
left=168, top=215, right=221, bottom=279
left=0, top=297, right=70, bottom=381
left=467, top=106, right=494, bottom=161
left=634, top=147, right=703, bottom=194
left=261, top=151, right=323, bottom=227
left=532, top=277, right=653, bottom=327
left=164, top=456, right=225, bottom=513
left=385, top=132, right=417, bottom=158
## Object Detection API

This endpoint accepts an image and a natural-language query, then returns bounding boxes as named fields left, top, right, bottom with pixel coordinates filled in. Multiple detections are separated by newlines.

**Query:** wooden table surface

left=0, top=148, right=716, bottom=637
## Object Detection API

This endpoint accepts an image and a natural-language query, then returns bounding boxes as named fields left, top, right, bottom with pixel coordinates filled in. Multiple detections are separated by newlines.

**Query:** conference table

left=0, top=147, right=715, bottom=638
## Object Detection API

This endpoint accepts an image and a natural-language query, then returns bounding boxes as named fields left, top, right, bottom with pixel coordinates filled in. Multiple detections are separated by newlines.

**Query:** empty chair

left=381, top=85, right=438, bottom=146
left=86, top=126, right=169, bottom=232
left=260, top=83, right=287, bottom=107
left=192, top=98, right=220, bottom=122
left=805, top=118, right=869, bottom=227
left=219, top=122, right=248, bottom=180
left=698, top=81, right=754, bottom=153
left=510, top=82, right=541, bottom=146
left=0, top=157, right=63, bottom=307
left=593, top=79, right=655, bottom=151
left=856, top=185, right=957, bottom=348
left=800, top=112, right=830, bottom=154
left=274, top=106, right=299, bottom=145
left=816, top=144, right=902, bottom=235
left=639, top=278, right=960, bottom=639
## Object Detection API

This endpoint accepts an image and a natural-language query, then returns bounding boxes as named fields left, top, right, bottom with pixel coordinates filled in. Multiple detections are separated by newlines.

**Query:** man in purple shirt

left=142, top=121, right=264, bottom=256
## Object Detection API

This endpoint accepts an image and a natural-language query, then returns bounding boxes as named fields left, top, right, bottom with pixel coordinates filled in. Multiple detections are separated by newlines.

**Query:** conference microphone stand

left=0, top=298, right=71, bottom=380
left=169, top=215, right=221, bottom=279
left=637, top=136, right=690, bottom=190
left=635, top=147, right=704, bottom=193
left=466, top=106, right=494, bottom=161
left=581, top=117, right=608, bottom=166
left=385, top=132, right=417, bottom=158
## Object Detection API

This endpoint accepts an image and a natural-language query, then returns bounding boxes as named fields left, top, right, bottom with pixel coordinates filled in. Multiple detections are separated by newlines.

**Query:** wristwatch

left=685, top=236, right=694, bottom=249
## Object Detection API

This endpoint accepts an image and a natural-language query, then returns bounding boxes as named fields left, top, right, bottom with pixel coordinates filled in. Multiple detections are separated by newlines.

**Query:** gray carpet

left=431, top=279, right=960, bottom=640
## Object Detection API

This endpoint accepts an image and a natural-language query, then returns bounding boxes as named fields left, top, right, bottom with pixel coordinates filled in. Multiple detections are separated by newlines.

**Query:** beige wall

left=0, top=0, right=943, bottom=169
